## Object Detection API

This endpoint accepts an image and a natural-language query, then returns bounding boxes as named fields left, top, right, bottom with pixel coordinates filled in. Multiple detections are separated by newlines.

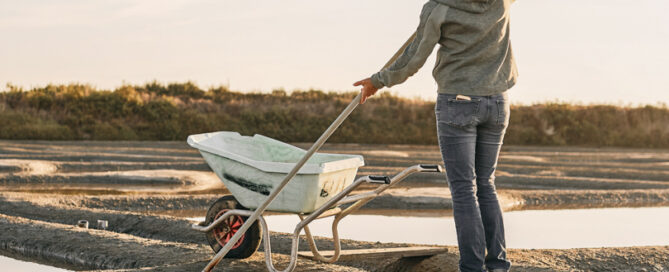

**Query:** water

left=0, top=255, right=71, bottom=272
left=258, top=206, right=669, bottom=249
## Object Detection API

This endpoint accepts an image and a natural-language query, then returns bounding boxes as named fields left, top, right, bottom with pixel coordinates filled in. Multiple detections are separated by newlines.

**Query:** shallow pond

left=0, top=255, right=70, bottom=272
left=260, top=206, right=669, bottom=249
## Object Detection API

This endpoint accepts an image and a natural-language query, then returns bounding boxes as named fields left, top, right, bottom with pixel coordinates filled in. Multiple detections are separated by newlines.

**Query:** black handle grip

left=419, top=164, right=443, bottom=172
left=367, top=175, right=391, bottom=184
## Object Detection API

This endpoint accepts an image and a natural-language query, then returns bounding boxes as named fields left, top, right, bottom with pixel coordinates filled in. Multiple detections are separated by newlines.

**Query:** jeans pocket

left=496, top=99, right=510, bottom=127
left=440, top=98, right=481, bottom=128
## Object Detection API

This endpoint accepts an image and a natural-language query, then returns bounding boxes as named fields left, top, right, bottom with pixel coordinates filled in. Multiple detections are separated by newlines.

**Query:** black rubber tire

left=204, top=195, right=262, bottom=259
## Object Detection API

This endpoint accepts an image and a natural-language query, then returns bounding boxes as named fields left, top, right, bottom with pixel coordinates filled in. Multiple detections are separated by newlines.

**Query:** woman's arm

left=355, top=1, right=449, bottom=103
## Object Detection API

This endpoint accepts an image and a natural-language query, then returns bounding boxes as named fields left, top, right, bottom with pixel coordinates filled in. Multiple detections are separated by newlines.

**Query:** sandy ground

left=1, top=140, right=669, bottom=271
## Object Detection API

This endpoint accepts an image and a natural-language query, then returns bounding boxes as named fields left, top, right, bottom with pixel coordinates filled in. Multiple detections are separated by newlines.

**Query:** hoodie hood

left=431, top=0, right=493, bottom=13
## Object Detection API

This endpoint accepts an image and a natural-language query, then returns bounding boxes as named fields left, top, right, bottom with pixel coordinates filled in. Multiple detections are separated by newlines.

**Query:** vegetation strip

left=2, top=83, right=668, bottom=147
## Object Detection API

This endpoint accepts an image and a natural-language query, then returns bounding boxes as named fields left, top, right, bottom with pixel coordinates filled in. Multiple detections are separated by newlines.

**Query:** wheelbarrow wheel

left=204, top=195, right=262, bottom=259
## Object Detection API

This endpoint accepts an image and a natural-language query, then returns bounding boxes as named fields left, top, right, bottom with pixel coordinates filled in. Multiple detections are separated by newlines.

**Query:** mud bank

left=342, top=188, right=669, bottom=211
left=502, top=189, right=669, bottom=210
left=0, top=214, right=210, bottom=270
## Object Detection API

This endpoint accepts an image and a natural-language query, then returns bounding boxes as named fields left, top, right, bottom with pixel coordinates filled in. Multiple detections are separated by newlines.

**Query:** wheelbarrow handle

left=366, top=175, right=391, bottom=184
left=201, top=31, right=419, bottom=272
left=419, top=164, right=444, bottom=173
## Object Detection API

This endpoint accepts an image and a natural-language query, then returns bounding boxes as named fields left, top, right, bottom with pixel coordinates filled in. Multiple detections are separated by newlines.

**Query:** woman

left=354, top=0, right=517, bottom=271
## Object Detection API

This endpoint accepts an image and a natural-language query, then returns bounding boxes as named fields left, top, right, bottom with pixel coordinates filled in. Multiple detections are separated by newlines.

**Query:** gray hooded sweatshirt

left=370, top=0, right=518, bottom=96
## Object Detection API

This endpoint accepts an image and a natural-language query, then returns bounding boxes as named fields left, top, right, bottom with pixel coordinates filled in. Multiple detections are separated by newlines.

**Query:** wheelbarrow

left=188, top=132, right=443, bottom=271
left=189, top=32, right=441, bottom=272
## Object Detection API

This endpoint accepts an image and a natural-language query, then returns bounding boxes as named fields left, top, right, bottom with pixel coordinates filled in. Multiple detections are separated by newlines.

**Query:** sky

left=1, top=0, right=667, bottom=105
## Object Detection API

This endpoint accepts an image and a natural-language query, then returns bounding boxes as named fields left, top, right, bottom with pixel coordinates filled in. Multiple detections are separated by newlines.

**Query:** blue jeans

left=435, top=93, right=511, bottom=272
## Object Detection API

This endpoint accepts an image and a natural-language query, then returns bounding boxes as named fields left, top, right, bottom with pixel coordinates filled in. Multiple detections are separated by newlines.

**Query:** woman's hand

left=353, top=78, right=379, bottom=104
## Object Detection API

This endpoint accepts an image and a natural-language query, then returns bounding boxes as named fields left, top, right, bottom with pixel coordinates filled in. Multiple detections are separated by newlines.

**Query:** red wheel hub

left=213, top=209, right=245, bottom=249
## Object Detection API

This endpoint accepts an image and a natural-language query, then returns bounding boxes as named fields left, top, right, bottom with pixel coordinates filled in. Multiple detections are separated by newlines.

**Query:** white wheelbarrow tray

left=187, top=131, right=364, bottom=213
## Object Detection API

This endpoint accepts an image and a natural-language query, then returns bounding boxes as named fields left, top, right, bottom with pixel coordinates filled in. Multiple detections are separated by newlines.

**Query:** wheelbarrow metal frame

left=192, top=164, right=443, bottom=272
